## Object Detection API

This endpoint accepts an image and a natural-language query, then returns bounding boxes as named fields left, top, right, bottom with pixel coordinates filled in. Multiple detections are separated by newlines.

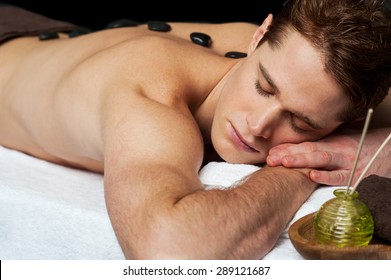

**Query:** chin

left=212, top=133, right=267, bottom=165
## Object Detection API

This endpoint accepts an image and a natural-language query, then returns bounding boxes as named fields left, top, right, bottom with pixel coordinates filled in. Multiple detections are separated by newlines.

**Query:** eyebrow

left=258, top=62, right=324, bottom=131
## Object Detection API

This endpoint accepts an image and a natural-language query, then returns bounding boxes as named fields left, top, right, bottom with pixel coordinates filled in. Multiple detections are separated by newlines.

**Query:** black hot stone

left=147, top=21, right=171, bottom=32
left=38, top=31, right=59, bottom=41
left=69, top=27, right=92, bottom=38
left=225, top=51, right=248, bottom=59
left=190, top=32, right=211, bottom=47
left=106, top=19, right=139, bottom=29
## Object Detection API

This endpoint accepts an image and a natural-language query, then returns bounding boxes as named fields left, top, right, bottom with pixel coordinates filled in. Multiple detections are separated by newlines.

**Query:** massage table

left=0, top=145, right=339, bottom=259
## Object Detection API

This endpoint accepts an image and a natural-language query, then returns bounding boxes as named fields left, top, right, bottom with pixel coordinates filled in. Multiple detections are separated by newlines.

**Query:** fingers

left=268, top=151, right=332, bottom=168
left=267, top=143, right=299, bottom=166
left=267, top=142, right=348, bottom=170
left=267, top=142, right=318, bottom=166
left=310, top=169, right=350, bottom=186
left=267, top=149, right=341, bottom=169
left=267, top=140, right=357, bottom=186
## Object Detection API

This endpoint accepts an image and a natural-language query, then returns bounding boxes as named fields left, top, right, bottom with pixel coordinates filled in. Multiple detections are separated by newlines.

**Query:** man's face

left=211, top=29, right=348, bottom=164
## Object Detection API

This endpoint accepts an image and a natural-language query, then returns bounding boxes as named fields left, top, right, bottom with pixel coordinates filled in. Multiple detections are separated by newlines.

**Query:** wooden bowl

left=288, top=212, right=391, bottom=259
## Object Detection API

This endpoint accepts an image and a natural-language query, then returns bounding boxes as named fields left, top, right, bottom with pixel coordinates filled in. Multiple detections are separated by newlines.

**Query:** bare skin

left=0, top=22, right=259, bottom=171
left=267, top=91, right=391, bottom=186
left=267, top=126, right=391, bottom=186
left=0, top=16, right=352, bottom=259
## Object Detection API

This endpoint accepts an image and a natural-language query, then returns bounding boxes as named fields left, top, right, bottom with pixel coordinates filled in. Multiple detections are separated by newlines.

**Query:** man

left=0, top=0, right=390, bottom=259
left=266, top=0, right=391, bottom=186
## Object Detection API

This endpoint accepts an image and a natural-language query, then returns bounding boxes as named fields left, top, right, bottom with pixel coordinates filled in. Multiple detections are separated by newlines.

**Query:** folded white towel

left=199, top=161, right=260, bottom=189
left=0, top=145, right=337, bottom=259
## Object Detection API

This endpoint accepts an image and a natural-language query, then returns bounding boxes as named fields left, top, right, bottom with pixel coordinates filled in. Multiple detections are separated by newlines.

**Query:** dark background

left=5, top=0, right=287, bottom=29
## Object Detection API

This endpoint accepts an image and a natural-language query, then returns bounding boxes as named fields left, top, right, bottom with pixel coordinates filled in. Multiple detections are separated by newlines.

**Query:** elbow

left=121, top=220, right=277, bottom=260
left=120, top=215, right=234, bottom=259
left=125, top=223, right=217, bottom=260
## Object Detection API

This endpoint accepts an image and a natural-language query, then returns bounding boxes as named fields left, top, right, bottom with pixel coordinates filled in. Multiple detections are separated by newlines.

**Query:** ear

left=248, top=14, right=273, bottom=54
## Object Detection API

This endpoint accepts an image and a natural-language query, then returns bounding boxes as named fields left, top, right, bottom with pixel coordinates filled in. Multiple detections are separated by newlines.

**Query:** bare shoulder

left=101, top=84, right=205, bottom=182
left=94, top=33, right=233, bottom=104
left=97, top=37, right=226, bottom=181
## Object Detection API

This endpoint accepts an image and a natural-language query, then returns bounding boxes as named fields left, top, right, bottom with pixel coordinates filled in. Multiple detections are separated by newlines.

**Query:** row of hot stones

left=38, top=19, right=247, bottom=59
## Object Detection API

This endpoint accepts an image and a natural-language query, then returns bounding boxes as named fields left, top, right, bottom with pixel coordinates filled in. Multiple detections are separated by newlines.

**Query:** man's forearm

left=105, top=165, right=317, bottom=259
left=171, top=165, right=317, bottom=259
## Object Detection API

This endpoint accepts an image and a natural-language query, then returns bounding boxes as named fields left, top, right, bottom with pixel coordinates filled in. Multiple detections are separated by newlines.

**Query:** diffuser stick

left=346, top=108, right=373, bottom=193
left=350, top=132, right=391, bottom=194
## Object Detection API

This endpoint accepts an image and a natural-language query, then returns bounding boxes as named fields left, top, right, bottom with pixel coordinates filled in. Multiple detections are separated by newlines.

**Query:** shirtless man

left=0, top=0, right=390, bottom=259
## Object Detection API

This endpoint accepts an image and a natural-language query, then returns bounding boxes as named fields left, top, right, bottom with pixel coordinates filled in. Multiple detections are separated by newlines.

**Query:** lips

left=230, top=123, right=259, bottom=153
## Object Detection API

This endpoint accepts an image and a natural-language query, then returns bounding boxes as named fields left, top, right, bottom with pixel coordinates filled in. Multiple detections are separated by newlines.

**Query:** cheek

left=220, top=68, right=256, bottom=107
left=214, top=91, right=246, bottom=123
left=272, top=128, right=330, bottom=147
left=269, top=124, right=307, bottom=145
left=219, top=87, right=260, bottom=118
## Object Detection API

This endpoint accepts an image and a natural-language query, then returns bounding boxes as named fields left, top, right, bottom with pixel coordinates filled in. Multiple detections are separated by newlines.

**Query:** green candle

left=314, top=189, right=374, bottom=247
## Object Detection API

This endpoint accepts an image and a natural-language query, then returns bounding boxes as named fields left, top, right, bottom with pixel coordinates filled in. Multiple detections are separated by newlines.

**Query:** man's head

left=259, top=0, right=391, bottom=122
left=210, top=0, right=390, bottom=164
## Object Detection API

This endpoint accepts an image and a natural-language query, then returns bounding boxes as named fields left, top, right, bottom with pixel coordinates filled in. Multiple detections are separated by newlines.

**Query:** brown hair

left=259, top=0, right=391, bottom=122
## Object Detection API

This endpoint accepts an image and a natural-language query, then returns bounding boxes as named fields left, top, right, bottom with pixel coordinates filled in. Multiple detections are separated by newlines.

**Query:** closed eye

left=255, top=79, right=322, bottom=134
left=289, top=113, right=315, bottom=134
left=289, top=115, right=309, bottom=133
left=254, top=81, right=273, bottom=98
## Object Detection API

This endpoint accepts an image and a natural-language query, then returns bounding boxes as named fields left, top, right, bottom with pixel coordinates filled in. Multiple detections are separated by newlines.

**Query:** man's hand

left=266, top=128, right=391, bottom=186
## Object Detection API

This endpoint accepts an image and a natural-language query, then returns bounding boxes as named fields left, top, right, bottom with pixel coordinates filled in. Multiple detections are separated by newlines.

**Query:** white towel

left=0, top=146, right=123, bottom=259
left=0, top=145, right=337, bottom=259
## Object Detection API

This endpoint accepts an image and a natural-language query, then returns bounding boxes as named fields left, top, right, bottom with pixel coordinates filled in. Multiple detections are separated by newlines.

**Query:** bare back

left=0, top=15, right=326, bottom=260
left=0, top=22, right=257, bottom=172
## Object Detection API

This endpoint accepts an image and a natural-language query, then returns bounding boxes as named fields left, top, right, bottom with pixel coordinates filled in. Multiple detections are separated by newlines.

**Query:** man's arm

left=102, top=91, right=317, bottom=259
left=106, top=165, right=315, bottom=259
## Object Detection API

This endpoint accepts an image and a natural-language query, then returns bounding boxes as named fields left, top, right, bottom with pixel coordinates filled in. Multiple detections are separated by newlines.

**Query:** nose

left=246, top=106, right=280, bottom=138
